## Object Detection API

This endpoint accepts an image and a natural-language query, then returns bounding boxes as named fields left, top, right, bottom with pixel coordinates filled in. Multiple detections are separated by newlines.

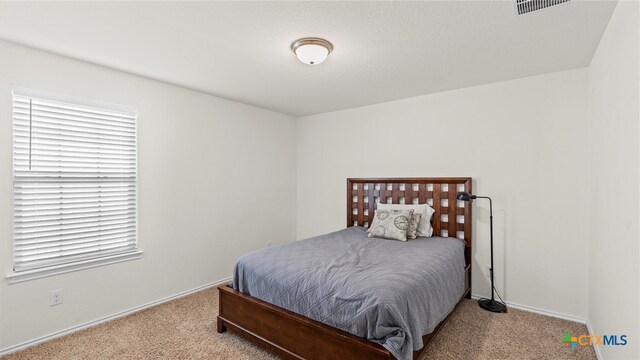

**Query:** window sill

left=6, top=251, right=143, bottom=284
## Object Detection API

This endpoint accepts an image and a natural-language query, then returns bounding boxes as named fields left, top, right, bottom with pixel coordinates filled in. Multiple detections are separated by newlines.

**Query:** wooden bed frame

left=217, top=177, right=473, bottom=360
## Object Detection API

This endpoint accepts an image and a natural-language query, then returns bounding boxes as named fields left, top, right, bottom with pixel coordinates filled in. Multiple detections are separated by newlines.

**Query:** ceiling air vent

left=514, top=0, right=570, bottom=15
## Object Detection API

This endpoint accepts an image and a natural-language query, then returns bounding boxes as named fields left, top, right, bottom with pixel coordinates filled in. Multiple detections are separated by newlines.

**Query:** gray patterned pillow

left=407, top=213, right=422, bottom=240
left=367, top=209, right=415, bottom=241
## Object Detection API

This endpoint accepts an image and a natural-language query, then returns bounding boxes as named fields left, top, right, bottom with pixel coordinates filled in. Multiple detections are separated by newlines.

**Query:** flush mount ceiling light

left=290, top=37, right=333, bottom=65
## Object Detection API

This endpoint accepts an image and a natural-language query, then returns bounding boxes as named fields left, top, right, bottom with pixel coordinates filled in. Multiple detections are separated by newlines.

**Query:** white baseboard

left=586, top=320, right=604, bottom=360
left=471, top=293, right=586, bottom=324
left=0, top=276, right=232, bottom=356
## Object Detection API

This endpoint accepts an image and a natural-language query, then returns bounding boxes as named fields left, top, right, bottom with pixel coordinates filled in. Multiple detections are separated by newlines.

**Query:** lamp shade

left=456, top=192, right=474, bottom=201
left=295, top=44, right=329, bottom=65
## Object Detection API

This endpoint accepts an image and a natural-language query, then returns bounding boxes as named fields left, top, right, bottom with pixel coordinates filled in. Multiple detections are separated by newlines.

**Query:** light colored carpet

left=2, top=288, right=595, bottom=360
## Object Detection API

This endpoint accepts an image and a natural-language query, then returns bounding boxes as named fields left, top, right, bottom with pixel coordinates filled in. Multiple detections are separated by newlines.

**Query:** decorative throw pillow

left=367, top=209, right=415, bottom=241
left=407, top=213, right=422, bottom=240
left=376, top=203, right=435, bottom=237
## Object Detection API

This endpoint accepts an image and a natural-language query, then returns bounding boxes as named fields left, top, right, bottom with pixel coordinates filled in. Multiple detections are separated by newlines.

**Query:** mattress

left=231, top=226, right=465, bottom=360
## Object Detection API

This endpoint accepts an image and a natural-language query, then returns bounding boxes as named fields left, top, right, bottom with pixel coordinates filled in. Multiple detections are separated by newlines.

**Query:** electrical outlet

left=266, top=241, right=273, bottom=247
left=487, top=265, right=497, bottom=279
left=50, top=289, right=63, bottom=306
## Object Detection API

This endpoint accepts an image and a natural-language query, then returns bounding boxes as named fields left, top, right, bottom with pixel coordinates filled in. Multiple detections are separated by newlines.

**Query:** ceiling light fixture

left=290, top=37, right=333, bottom=65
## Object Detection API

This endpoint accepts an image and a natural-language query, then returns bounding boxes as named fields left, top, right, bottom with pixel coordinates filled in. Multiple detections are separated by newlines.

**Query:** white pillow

left=376, top=203, right=435, bottom=237
left=407, top=213, right=422, bottom=240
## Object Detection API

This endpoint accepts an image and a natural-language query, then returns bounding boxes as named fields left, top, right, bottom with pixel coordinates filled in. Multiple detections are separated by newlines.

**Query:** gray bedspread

left=231, top=226, right=465, bottom=360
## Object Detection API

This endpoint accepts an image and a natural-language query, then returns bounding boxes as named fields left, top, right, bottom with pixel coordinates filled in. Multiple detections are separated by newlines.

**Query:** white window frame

left=7, top=89, right=142, bottom=284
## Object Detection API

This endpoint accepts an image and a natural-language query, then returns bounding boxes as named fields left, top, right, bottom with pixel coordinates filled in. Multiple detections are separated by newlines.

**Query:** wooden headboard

left=347, top=177, right=472, bottom=267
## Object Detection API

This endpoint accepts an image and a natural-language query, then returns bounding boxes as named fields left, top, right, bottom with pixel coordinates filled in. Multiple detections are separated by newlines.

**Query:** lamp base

left=478, top=298, right=507, bottom=313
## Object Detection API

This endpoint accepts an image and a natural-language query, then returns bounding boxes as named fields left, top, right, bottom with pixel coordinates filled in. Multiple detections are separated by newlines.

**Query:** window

left=10, top=89, right=140, bottom=281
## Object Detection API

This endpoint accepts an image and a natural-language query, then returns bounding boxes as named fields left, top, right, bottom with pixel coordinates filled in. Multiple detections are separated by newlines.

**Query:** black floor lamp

left=457, top=192, right=507, bottom=313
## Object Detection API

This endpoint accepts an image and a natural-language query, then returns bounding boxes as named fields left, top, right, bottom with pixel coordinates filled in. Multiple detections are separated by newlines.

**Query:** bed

left=217, top=177, right=473, bottom=360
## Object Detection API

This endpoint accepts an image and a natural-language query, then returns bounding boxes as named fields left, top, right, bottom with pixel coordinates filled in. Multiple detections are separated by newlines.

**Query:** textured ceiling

left=0, top=1, right=617, bottom=116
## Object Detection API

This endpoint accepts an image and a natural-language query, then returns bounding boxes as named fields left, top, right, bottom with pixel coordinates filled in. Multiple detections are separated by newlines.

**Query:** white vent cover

left=514, top=0, right=570, bottom=15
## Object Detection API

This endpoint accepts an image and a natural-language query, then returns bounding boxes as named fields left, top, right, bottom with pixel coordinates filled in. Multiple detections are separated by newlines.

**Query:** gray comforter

left=231, top=226, right=465, bottom=360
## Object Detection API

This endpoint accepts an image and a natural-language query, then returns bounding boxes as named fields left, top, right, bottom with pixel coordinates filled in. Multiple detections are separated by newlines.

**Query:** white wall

left=587, top=1, right=640, bottom=358
left=0, top=41, right=297, bottom=351
left=296, top=68, right=590, bottom=320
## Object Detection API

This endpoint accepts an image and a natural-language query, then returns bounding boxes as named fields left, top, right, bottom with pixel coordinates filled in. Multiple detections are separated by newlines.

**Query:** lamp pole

left=457, top=192, right=506, bottom=313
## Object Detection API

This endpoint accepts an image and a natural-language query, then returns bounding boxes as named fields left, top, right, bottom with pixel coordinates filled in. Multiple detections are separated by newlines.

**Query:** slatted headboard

left=347, top=177, right=472, bottom=267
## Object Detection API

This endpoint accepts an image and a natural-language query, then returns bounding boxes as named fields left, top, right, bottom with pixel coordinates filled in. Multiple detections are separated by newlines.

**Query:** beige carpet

left=2, top=288, right=595, bottom=360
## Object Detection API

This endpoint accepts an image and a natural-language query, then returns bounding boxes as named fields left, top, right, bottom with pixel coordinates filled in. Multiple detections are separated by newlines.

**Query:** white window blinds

left=12, top=89, right=138, bottom=272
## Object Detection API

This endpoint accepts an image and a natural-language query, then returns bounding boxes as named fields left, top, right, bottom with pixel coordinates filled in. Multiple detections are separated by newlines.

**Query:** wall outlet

left=50, top=289, right=63, bottom=306
left=266, top=241, right=273, bottom=247
left=487, top=265, right=497, bottom=279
